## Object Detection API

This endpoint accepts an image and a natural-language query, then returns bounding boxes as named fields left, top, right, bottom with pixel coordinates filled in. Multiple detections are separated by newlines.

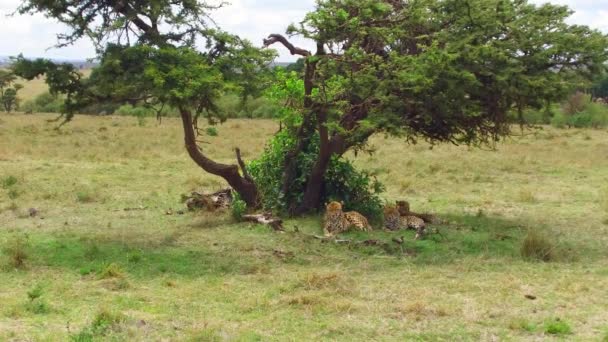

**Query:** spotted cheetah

left=323, top=201, right=372, bottom=236
left=384, top=205, right=426, bottom=239
left=396, top=200, right=441, bottom=225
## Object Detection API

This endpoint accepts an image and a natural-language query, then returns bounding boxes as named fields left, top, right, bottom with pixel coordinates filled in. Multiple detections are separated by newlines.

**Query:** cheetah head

left=396, top=200, right=410, bottom=214
left=325, top=201, right=343, bottom=211
left=383, top=205, right=399, bottom=216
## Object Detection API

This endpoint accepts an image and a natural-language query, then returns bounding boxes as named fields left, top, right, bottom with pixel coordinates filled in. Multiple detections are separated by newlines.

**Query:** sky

left=0, top=0, right=607, bottom=62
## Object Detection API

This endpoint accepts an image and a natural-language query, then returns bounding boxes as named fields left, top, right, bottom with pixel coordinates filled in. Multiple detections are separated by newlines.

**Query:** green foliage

left=20, top=92, right=64, bottom=113
left=284, top=58, right=306, bottom=74
left=25, top=284, right=51, bottom=314
left=76, top=190, right=96, bottom=203
left=0, top=70, right=22, bottom=113
left=550, top=93, right=608, bottom=128
left=1, top=175, right=18, bottom=188
left=205, top=127, right=218, bottom=137
left=282, top=0, right=608, bottom=147
left=249, top=130, right=384, bottom=219
left=25, top=298, right=51, bottom=314
left=70, top=309, right=125, bottom=342
left=544, top=318, right=572, bottom=335
left=115, top=104, right=155, bottom=117
left=231, top=198, right=247, bottom=221
left=592, top=73, right=608, bottom=99
left=27, top=284, right=44, bottom=302
left=12, top=0, right=276, bottom=125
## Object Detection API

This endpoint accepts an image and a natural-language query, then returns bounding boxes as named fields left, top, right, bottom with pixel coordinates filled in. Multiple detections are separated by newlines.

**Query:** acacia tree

left=11, top=0, right=276, bottom=208
left=263, top=0, right=608, bottom=214
left=0, top=70, right=23, bottom=113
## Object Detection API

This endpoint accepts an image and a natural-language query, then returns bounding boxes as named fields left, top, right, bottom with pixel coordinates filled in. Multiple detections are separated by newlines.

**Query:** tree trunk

left=295, top=146, right=332, bottom=215
left=295, top=110, right=342, bottom=215
left=179, top=107, right=260, bottom=209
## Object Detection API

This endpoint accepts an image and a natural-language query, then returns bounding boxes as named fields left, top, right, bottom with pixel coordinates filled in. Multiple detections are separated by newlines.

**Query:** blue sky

left=0, top=0, right=606, bottom=62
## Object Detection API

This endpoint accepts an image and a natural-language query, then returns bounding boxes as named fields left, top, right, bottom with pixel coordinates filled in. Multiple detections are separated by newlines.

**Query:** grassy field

left=1, top=113, right=607, bottom=341
left=6, top=69, right=92, bottom=103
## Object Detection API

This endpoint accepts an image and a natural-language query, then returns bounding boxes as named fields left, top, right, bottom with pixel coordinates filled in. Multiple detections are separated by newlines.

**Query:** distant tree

left=285, top=58, right=305, bottom=74
left=591, top=73, right=608, bottom=100
left=263, top=0, right=608, bottom=214
left=11, top=0, right=276, bottom=208
left=0, top=70, right=23, bottom=113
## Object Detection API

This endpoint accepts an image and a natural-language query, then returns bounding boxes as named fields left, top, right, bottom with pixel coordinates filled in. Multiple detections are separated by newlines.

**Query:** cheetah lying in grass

left=383, top=205, right=427, bottom=239
left=323, top=201, right=372, bottom=236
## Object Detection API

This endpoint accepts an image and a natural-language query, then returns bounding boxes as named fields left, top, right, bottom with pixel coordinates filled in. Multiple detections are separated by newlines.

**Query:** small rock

left=525, top=294, right=537, bottom=300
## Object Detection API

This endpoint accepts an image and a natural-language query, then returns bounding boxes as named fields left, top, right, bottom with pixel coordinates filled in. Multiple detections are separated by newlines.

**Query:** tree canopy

left=263, top=0, right=608, bottom=213
left=12, top=0, right=276, bottom=208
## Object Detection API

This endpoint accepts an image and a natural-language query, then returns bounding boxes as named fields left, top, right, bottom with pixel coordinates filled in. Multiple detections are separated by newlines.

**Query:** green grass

left=544, top=318, right=572, bottom=335
left=1, top=114, right=608, bottom=340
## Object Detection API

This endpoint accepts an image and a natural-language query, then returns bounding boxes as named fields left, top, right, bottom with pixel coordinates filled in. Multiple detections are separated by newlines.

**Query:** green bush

left=248, top=130, right=384, bottom=221
left=115, top=104, right=155, bottom=117
left=550, top=93, right=608, bottom=129
left=20, top=92, right=64, bottom=113
left=231, top=197, right=247, bottom=221
left=550, top=111, right=569, bottom=128
left=1, top=175, right=18, bottom=188
left=205, top=127, right=218, bottom=136
left=544, top=318, right=572, bottom=335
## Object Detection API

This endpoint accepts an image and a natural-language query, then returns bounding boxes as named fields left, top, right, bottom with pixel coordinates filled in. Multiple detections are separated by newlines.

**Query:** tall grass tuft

left=2, top=235, right=30, bottom=269
left=521, top=230, right=555, bottom=262
left=70, top=309, right=126, bottom=341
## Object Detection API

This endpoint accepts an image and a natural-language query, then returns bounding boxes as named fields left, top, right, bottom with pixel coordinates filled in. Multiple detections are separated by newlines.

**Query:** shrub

left=23, top=283, right=51, bottom=314
left=20, top=92, right=64, bottom=113
left=27, top=284, right=44, bottom=301
left=231, top=197, right=247, bottom=221
left=544, top=318, right=572, bottom=335
left=7, top=188, right=20, bottom=199
left=205, top=127, right=218, bottom=136
left=2, top=235, right=29, bottom=269
left=248, top=130, right=385, bottom=221
left=76, top=190, right=95, bottom=203
left=521, top=230, right=554, bottom=262
left=1, top=175, right=18, bottom=188
left=114, top=104, right=155, bottom=117
left=70, top=309, right=125, bottom=341
left=550, top=111, right=568, bottom=128
left=551, top=94, right=608, bottom=129
left=25, top=299, right=51, bottom=314
left=562, top=92, right=589, bottom=116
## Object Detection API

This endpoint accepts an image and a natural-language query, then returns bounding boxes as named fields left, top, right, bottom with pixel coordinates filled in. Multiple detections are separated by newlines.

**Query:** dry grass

left=520, top=230, right=555, bottom=261
left=1, top=114, right=608, bottom=340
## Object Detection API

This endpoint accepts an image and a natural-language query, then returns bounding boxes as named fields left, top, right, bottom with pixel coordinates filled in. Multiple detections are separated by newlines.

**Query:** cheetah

left=384, top=205, right=426, bottom=239
left=396, top=200, right=442, bottom=225
left=323, top=201, right=372, bottom=236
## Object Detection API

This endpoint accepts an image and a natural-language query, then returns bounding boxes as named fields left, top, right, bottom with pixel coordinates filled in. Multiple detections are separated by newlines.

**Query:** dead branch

left=242, top=212, right=285, bottom=232
left=263, top=34, right=311, bottom=57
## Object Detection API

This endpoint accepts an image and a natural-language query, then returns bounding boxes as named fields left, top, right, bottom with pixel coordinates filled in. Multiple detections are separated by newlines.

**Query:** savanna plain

left=1, top=113, right=607, bottom=341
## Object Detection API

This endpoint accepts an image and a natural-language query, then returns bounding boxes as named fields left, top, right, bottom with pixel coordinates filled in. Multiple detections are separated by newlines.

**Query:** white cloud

left=0, top=0, right=606, bottom=62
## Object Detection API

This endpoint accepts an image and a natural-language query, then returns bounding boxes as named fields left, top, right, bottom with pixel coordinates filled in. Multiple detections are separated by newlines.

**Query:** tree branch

left=263, top=34, right=311, bottom=57
left=235, top=147, right=253, bottom=182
